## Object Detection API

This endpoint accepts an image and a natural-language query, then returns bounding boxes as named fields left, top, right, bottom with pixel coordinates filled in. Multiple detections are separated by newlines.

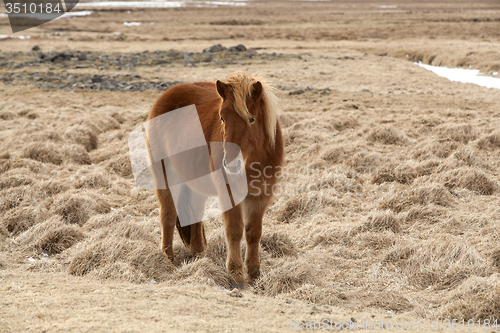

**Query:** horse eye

left=249, top=117, right=255, bottom=124
left=221, top=117, right=225, bottom=123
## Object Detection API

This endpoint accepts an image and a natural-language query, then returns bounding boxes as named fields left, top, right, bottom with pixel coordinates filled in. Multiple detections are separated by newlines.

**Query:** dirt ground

left=1, top=0, right=500, bottom=332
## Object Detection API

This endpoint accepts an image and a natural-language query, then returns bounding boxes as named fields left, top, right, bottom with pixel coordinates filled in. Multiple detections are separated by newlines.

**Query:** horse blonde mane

left=224, top=72, right=279, bottom=146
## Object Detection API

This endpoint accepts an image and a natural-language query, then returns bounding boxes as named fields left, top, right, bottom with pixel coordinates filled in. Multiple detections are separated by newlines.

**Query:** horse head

left=215, top=73, right=278, bottom=175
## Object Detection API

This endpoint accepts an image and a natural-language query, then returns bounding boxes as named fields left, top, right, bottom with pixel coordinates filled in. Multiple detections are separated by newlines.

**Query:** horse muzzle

left=223, top=157, right=244, bottom=175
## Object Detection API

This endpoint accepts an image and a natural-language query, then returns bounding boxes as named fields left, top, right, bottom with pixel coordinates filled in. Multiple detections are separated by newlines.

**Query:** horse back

left=148, top=82, right=222, bottom=143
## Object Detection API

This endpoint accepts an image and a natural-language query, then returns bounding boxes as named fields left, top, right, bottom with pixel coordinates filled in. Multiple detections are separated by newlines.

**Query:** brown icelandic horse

left=147, top=72, right=284, bottom=285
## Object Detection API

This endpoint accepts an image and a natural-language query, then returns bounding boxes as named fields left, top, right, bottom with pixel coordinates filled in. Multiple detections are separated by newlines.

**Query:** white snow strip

left=76, top=1, right=246, bottom=9
left=0, top=35, right=31, bottom=40
left=124, top=21, right=142, bottom=26
left=58, top=10, right=93, bottom=19
left=77, top=1, right=184, bottom=8
left=203, top=0, right=246, bottom=4
left=416, top=62, right=500, bottom=90
left=379, top=5, right=397, bottom=9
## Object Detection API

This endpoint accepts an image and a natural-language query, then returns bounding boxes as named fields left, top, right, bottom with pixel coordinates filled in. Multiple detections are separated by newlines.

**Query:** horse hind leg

left=187, top=193, right=208, bottom=256
left=156, top=189, right=177, bottom=262
left=175, top=218, right=205, bottom=256
left=189, top=221, right=207, bottom=256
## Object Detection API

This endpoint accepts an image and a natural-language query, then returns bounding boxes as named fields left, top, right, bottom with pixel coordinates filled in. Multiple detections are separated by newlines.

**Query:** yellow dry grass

left=1, top=0, right=500, bottom=329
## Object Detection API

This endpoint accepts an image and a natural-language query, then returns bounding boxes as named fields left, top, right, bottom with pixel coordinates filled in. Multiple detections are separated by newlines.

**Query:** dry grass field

left=1, top=0, right=500, bottom=331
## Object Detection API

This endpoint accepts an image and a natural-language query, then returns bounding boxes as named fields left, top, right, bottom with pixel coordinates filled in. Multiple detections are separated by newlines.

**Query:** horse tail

left=176, top=218, right=207, bottom=249
left=176, top=216, right=191, bottom=247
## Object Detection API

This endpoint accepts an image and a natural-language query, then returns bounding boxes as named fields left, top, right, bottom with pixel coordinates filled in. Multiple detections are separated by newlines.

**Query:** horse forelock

left=224, top=73, right=279, bottom=146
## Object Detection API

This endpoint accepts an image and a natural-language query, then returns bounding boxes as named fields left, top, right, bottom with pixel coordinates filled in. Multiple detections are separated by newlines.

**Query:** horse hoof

left=246, top=277, right=259, bottom=286
left=246, top=269, right=260, bottom=284
left=161, top=248, right=175, bottom=263
left=190, top=250, right=204, bottom=258
left=190, top=245, right=205, bottom=257
left=228, top=268, right=246, bottom=289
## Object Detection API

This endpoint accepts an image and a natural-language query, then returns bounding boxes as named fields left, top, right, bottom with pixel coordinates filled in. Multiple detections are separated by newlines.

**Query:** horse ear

left=252, top=81, right=263, bottom=100
left=216, top=80, right=228, bottom=99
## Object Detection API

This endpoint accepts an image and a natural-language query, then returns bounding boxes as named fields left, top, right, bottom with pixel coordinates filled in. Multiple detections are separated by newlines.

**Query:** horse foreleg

left=243, top=196, right=268, bottom=283
left=156, top=189, right=177, bottom=262
left=222, top=205, right=245, bottom=287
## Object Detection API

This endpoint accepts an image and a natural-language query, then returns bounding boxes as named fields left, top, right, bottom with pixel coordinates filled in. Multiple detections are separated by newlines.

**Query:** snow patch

left=415, top=62, right=500, bottom=89
left=123, top=22, right=142, bottom=27
left=77, top=1, right=246, bottom=9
